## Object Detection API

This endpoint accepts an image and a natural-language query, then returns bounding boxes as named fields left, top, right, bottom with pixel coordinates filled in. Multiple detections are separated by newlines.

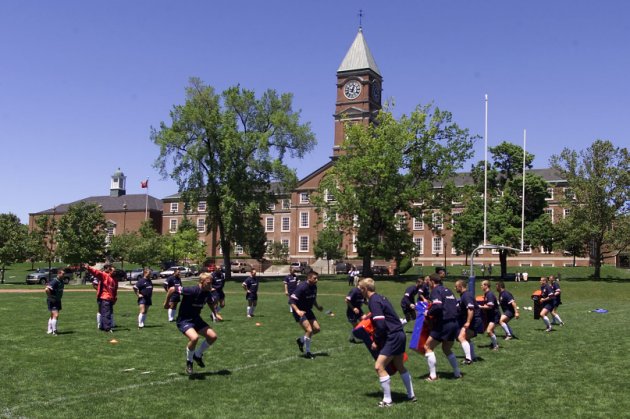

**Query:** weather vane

left=358, top=9, right=363, bottom=29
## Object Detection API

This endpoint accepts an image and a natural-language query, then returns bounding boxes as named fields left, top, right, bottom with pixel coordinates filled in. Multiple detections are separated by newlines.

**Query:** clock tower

left=333, top=28, right=382, bottom=156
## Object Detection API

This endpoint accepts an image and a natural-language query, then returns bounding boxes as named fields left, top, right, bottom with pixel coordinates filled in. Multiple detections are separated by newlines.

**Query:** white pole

left=521, top=130, right=526, bottom=251
left=145, top=178, right=149, bottom=221
left=483, top=94, right=488, bottom=246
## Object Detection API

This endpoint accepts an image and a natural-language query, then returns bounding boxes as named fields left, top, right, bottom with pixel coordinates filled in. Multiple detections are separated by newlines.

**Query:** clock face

left=371, top=82, right=381, bottom=102
left=344, top=80, right=362, bottom=99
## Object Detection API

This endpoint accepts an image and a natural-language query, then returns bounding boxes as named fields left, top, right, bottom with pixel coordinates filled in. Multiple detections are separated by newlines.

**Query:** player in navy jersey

left=539, top=277, right=556, bottom=332
left=133, top=268, right=153, bottom=329
left=290, top=271, right=323, bottom=359
left=164, top=273, right=217, bottom=375
left=163, top=268, right=182, bottom=322
left=424, top=273, right=462, bottom=381
left=283, top=269, right=300, bottom=313
left=419, top=275, right=431, bottom=302
left=549, top=275, right=564, bottom=326
left=45, top=269, right=65, bottom=335
left=479, top=280, right=501, bottom=350
left=210, top=268, right=226, bottom=321
left=455, top=279, right=483, bottom=364
left=242, top=269, right=259, bottom=318
left=400, top=277, right=424, bottom=323
left=345, top=285, right=364, bottom=342
left=496, top=281, right=520, bottom=339
left=358, top=278, right=416, bottom=407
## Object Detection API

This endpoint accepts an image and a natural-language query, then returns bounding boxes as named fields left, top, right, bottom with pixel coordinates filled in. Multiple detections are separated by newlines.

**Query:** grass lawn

left=1, top=277, right=629, bottom=418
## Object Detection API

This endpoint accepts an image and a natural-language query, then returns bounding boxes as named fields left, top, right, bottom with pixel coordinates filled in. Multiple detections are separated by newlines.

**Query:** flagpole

left=521, top=130, right=526, bottom=251
left=483, top=94, right=488, bottom=246
left=145, top=178, right=149, bottom=221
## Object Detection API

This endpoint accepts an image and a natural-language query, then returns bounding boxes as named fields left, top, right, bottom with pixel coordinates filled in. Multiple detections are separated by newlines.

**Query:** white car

left=159, top=266, right=193, bottom=278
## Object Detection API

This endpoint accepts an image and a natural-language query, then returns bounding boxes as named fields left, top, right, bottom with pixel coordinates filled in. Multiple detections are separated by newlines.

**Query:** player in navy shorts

left=164, top=273, right=217, bottom=375
left=210, top=268, right=226, bottom=321
left=290, top=271, right=323, bottom=359
left=345, top=285, right=364, bottom=342
left=400, top=277, right=424, bottom=323
left=479, top=280, right=501, bottom=350
left=163, top=268, right=182, bottom=322
left=496, top=281, right=520, bottom=339
left=455, top=279, right=483, bottom=364
left=242, top=269, right=259, bottom=318
left=283, top=269, right=300, bottom=313
left=539, top=277, right=556, bottom=332
left=549, top=275, right=564, bottom=326
left=133, top=268, right=153, bottom=328
left=424, top=273, right=462, bottom=381
left=358, top=278, right=415, bottom=408
left=45, top=269, right=65, bottom=335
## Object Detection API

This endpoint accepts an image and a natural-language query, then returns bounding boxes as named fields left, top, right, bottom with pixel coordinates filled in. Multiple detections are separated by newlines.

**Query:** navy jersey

left=420, top=283, right=430, bottom=301
left=345, top=287, right=364, bottom=309
left=46, top=278, right=64, bottom=301
left=368, top=293, right=404, bottom=347
left=283, top=274, right=300, bottom=295
left=133, top=277, right=153, bottom=298
left=163, top=275, right=182, bottom=291
left=541, top=283, right=555, bottom=302
left=427, top=284, right=458, bottom=322
left=551, top=282, right=561, bottom=302
left=401, top=284, right=419, bottom=308
left=290, top=281, right=318, bottom=311
left=483, top=290, right=500, bottom=317
left=211, top=270, right=225, bottom=291
left=498, top=289, right=515, bottom=312
left=458, top=290, right=482, bottom=324
left=243, top=276, right=259, bottom=295
left=176, top=285, right=213, bottom=320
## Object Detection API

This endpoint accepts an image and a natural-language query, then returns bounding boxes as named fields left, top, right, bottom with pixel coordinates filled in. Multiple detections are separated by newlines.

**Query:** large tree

left=551, top=139, right=630, bottom=278
left=315, top=104, right=476, bottom=274
left=56, top=202, right=108, bottom=265
left=313, top=226, right=344, bottom=274
left=152, top=78, right=315, bottom=278
left=0, top=213, right=29, bottom=283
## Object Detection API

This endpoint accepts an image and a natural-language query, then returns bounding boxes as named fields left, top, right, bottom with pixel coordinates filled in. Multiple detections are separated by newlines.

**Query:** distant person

left=549, top=275, right=565, bottom=326
left=242, top=269, right=259, bottom=318
left=424, top=273, right=462, bottom=381
left=455, top=279, right=483, bottom=364
left=133, top=268, right=154, bottom=329
left=163, top=268, right=182, bottom=322
left=163, top=273, right=217, bottom=375
left=538, top=277, right=556, bottom=332
left=210, top=268, right=226, bottom=321
left=435, top=267, right=446, bottom=279
left=45, top=269, right=65, bottom=335
left=283, top=269, right=300, bottom=313
left=345, top=285, right=365, bottom=342
left=496, top=281, right=519, bottom=339
left=479, top=280, right=500, bottom=350
left=358, top=277, right=416, bottom=407
left=290, top=271, right=323, bottom=359
left=85, top=263, right=119, bottom=333
left=488, top=265, right=493, bottom=276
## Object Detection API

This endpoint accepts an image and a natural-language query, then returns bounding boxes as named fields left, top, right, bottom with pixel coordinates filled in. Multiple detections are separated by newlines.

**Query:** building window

left=281, top=238, right=289, bottom=249
left=564, top=209, right=571, bottom=218
left=325, top=189, right=336, bottom=202
left=169, top=219, right=178, bottom=233
left=197, top=201, right=207, bottom=212
left=281, top=216, right=290, bottom=232
left=268, top=203, right=276, bottom=211
left=546, top=188, right=554, bottom=201
left=265, top=217, right=274, bottom=232
left=352, top=234, right=357, bottom=253
left=395, top=214, right=406, bottom=231
left=520, top=263, right=531, bottom=267
left=300, top=211, right=309, bottom=228
left=432, top=236, right=442, bottom=254
left=414, top=237, right=423, bottom=255
left=197, top=218, right=205, bottom=233
left=170, top=203, right=178, bottom=213
left=432, top=212, right=443, bottom=230
left=544, top=208, right=554, bottom=223
left=235, top=244, right=244, bottom=255
left=106, top=223, right=115, bottom=244
left=413, top=217, right=424, bottom=230
left=521, top=244, right=532, bottom=254
left=299, top=236, right=309, bottom=252
left=300, top=192, right=309, bottom=203
left=282, top=199, right=291, bottom=210
left=563, top=188, right=575, bottom=200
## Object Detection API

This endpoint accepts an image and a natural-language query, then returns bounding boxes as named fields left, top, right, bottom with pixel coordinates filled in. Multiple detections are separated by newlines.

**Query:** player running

left=290, top=271, right=323, bottom=359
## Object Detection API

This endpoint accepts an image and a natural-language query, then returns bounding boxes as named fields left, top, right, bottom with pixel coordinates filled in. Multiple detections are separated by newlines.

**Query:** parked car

left=290, top=261, right=312, bottom=274
left=230, top=261, right=253, bottom=273
left=159, top=266, right=193, bottom=278
left=26, top=268, right=73, bottom=285
left=126, top=268, right=158, bottom=281
left=372, top=265, right=389, bottom=275
left=335, top=262, right=352, bottom=275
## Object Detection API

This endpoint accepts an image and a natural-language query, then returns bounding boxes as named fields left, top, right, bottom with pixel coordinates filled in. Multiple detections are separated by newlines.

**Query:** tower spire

left=358, top=9, right=363, bottom=29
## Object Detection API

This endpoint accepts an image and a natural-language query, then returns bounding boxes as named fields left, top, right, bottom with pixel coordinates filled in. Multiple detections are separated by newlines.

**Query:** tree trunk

left=499, top=250, right=508, bottom=278
left=362, top=254, right=372, bottom=277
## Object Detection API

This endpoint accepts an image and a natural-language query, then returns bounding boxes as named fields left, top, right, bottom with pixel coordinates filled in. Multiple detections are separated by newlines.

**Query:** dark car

left=335, top=262, right=352, bottom=275
left=372, top=265, right=389, bottom=275
left=290, top=262, right=312, bottom=274
left=26, top=268, right=73, bottom=285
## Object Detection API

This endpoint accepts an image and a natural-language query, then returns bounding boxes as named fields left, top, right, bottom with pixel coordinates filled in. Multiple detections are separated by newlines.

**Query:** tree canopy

left=0, top=213, right=29, bottom=283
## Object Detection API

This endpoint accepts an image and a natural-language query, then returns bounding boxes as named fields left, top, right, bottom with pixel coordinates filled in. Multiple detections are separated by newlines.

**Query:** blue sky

left=1, top=1, right=628, bottom=223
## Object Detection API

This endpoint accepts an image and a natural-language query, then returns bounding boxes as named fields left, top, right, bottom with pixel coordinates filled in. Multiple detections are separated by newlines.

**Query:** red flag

left=141, top=179, right=148, bottom=188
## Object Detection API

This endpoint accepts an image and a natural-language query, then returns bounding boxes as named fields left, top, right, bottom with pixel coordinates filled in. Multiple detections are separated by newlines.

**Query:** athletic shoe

left=377, top=401, right=393, bottom=408
left=304, top=352, right=314, bottom=359
left=52, top=331, right=58, bottom=336
left=461, top=358, right=473, bottom=365
left=247, top=315, right=253, bottom=318
left=504, top=335, right=513, bottom=341
left=491, top=344, right=499, bottom=351
left=296, top=338, right=304, bottom=353
left=454, top=373, right=463, bottom=380
left=425, top=376, right=439, bottom=382
left=193, top=354, right=205, bottom=368
left=545, top=326, right=553, bottom=332
left=47, top=330, right=53, bottom=335
left=560, top=321, right=565, bottom=326
left=408, top=396, right=417, bottom=403
left=186, top=361, right=194, bottom=375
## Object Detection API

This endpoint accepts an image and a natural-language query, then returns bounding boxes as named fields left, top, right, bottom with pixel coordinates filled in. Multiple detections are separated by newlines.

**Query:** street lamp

left=122, top=202, right=128, bottom=233
left=443, top=240, right=447, bottom=270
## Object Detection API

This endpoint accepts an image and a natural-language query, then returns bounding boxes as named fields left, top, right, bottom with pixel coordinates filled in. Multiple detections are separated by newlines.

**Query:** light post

left=443, top=240, right=447, bottom=271
left=122, top=202, right=127, bottom=233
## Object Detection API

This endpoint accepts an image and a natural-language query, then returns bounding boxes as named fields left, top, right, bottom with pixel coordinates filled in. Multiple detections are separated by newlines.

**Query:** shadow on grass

left=188, top=369, right=232, bottom=380
left=364, top=390, right=416, bottom=403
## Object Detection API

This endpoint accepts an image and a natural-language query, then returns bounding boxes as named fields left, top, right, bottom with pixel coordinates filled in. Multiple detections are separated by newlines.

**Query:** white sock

left=195, top=340, right=210, bottom=357
left=490, top=334, right=497, bottom=347
left=400, top=371, right=414, bottom=398
left=289, top=303, right=293, bottom=313
left=426, top=352, right=437, bottom=378
left=304, top=336, right=312, bottom=353
left=138, top=313, right=143, bottom=327
left=501, top=323, right=511, bottom=336
left=186, top=347, right=194, bottom=362
left=447, top=353, right=461, bottom=377
left=168, top=309, right=174, bottom=321
left=553, top=314, right=563, bottom=324
left=96, top=313, right=101, bottom=328
left=51, top=319, right=57, bottom=332
left=379, top=375, right=392, bottom=403
left=247, top=306, right=251, bottom=316
left=461, top=340, right=472, bottom=360
left=542, top=316, right=551, bottom=328
left=48, top=318, right=52, bottom=333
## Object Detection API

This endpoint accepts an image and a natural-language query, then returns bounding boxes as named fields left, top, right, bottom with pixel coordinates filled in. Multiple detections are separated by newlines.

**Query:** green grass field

left=1, top=277, right=629, bottom=418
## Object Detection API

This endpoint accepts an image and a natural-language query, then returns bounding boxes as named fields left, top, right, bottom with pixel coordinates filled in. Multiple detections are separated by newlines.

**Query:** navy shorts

left=487, top=311, right=500, bottom=324
left=168, top=293, right=181, bottom=304
left=177, top=316, right=210, bottom=334
left=293, top=309, right=316, bottom=323
left=246, top=294, right=258, bottom=302
left=553, top=298, right=562, bottom=308
left=380, top=330, right=407, bottom=356
left=47, top=298, right=62, bottom=312
left=502, top=309, right=515, bottom=320
left=138, top=297, right=152, bottom=306
left=430, top=319, right=459, bottom=342
left=542, top=302, right=554, bottom=311
left=401, top=305, right=417, bottom=321
left=346, top=308, right=363, bottom=324
left=212, top=289, right=225, bottom=302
